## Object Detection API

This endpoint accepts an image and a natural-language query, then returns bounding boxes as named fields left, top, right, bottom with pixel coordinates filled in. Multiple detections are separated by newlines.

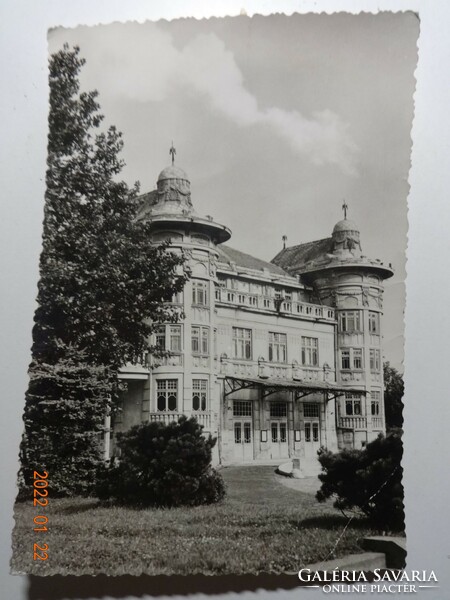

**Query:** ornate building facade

left=110, top=158, right=393, bottom=475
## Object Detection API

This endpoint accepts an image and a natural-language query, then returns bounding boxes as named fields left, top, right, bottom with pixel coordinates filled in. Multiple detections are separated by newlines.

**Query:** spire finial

left=169, top=141, right=176, bottom=166
left=282, top=235, right=288, bottom=249
left=342, top=200, right=348, bottom=220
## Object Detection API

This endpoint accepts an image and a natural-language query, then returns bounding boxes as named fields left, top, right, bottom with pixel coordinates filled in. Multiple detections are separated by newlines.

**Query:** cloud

left=50, top=23, right=359, bottom=175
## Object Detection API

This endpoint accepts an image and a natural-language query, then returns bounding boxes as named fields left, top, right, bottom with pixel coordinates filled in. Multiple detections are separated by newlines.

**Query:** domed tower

left=272, top=204, right=393, bottom=449
left=134, top=146, right=231, bottom=449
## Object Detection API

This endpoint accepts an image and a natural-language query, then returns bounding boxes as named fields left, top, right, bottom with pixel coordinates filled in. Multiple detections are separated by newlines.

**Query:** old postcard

left=11, top=12, right=417, bottom=578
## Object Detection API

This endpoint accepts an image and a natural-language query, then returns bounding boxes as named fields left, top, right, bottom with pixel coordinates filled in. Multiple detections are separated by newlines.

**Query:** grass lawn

left=11, top=466, right=380, bottom=575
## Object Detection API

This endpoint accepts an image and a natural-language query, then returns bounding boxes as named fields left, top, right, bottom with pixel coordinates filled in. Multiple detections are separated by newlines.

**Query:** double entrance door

left=270, top=420, right=289, bottom=459
left=233, top=420, right=253, bottom=461
left=304, top=418, right=320, bottom=459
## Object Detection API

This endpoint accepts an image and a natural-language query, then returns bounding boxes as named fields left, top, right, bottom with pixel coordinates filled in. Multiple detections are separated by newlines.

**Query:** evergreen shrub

left=96, top=416, right=226, bottom=507
left=316, top=428, right=404, bottom=531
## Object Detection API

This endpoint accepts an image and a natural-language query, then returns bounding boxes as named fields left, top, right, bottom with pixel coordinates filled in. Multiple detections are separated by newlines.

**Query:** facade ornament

left=362, top=287, right=370, bottom=306
left=209, top=255, right=218, bottom=277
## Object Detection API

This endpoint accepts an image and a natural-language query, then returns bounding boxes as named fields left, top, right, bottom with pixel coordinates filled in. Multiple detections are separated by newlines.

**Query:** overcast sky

left=48, top=13, right=418, bottom=371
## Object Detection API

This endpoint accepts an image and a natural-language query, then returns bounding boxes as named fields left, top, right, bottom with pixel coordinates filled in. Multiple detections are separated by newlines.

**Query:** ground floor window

left=156, top=379, right=178, bottom=412
left=304, top=422, right=319, bottom=442
left=270, top=401, right=287, bottom=417
left=234, top=422, right=252, bottom=444
left=271, top=422, right=287, bottom=443
left=192, top=379, right=207, bottom=411
left=303, top=403, right=320, bottom=418
left=233, top=400, right=252, bottom=417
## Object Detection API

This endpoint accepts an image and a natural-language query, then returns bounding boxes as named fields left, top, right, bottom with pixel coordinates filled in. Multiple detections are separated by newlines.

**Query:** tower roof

left=333, top=218, right=359, bottom=234
left=157, top=165, right=189, bottom=182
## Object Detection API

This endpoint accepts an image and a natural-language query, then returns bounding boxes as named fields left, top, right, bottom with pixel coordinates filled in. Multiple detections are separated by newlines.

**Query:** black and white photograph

left=9, top=10, right=418, bottom=579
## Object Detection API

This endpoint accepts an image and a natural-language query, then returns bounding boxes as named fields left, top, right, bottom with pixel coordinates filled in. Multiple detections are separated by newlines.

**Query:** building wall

left=115, top=231, right=387, bottom=471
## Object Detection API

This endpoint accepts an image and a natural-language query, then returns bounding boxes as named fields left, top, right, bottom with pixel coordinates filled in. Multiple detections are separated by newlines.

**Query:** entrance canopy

left=224, top=376, right=366, bottom=400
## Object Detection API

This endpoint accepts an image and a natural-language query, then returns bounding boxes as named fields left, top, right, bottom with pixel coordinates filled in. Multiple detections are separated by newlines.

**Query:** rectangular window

left=303, top=403, right=320, bottom=418
left=304, top=422, right=311, bottom=442
left=312, top=423, right=319, bottom=442
left=232, top=327, right=252, bottom=360
left=192, top=280, right=208, bottom=306
left=345, top=393, right=362, bottom=416
left=339, top=311, right=362, bottom=332
left=341, top=349, right=351, bottom=369
left=234, top=422, right=242, bottom=444
left=156, top=379, right=178, bottom=412
left=353, top=348, right=363, bottom=370
left=155, top=325, right=181, bottom=352
left=191, top=326, right=209, bottom=355
left=192, top=379, right=208, bottom=412
left=233, top=400, right=252, bottom=417
left=171, top=290, right=183, bottom=304
left=169, top=325, right=181, bottom=352
left=301, top=336, right=319, bottom=366
left=370, top=349, right=381, bottom=371
left=268, top=332, right=287, bottom=363
left=155, top=326, right=166, bottom=350
left=369, top=311, right=380, bottom=334
left=270, top=402, right=287, bottom=417
left=271, top=423, right=278, bottom=443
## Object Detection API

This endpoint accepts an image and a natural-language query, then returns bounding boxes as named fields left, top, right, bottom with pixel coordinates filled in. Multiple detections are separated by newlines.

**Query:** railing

left=148, top=412, right=212, bottom=429
left=192, top=412, right=212, bottom=429
left=371, top=417, right=384, bottom=429
left=219, top=357, right=335, bottom=383
left=151, top=354, right=183, bottom=367
left=338, top=416, right=368, bottom=429
left=215, top=288, right=335, bottom=321
left=149, top=412, right=183, bottom=424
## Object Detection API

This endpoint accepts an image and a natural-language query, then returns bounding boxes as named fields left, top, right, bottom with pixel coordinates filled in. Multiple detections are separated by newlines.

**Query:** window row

left=167, top=280, right=210, bottom=307
left=343, top=391, right=382, bottom=416
left=340, top=348, right=381, bottom=371
left=154, top=325, right=211, bottom=356
left=339, top=311, right=380, bottom=334
left=156, top=379, right=208, bottom=412
left=221, top=279, right=306, bottom=300
left=232, top=400, right=320, bottom=419
left=234, top=328, right=319, bottom=366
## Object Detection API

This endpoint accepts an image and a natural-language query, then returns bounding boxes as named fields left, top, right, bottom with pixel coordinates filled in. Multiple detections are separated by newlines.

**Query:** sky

left=48, top=13, right=418, bottom=371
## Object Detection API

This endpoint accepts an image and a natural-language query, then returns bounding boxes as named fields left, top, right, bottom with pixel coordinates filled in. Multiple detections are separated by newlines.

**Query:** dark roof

left=271, top=238, right=333, bottom=272
left=217, top=244, right=291, bottom=278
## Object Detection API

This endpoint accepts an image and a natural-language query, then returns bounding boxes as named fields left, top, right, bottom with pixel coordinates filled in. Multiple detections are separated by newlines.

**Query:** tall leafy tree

left=383, top=362, right=404, bottom=430
left=19, top=46, right=187, bottom=495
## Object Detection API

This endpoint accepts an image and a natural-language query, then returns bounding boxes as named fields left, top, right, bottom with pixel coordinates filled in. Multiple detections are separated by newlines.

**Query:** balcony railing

left=371, top=417, right=384, bottom=429
left=338, top=416, right=368, bottom=429
left=219, top=356, right=335, bottom=383
left=151, top=353, right=183, bottom=367
left=215, top=288, right=335, bottom=321
left=148, top=412, right=212, bottom=429
left=149, top=412, right=182, bottom=424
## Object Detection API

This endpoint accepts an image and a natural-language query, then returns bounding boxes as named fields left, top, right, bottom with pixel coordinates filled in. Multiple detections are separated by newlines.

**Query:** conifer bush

left=96, top=416, right=226, bottom=507
left=316, top=428, right=404, bottom=531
